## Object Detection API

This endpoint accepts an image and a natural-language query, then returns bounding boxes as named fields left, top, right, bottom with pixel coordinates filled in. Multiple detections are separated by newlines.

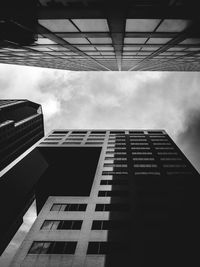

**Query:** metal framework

left=1, top=0, right=200, bottom=71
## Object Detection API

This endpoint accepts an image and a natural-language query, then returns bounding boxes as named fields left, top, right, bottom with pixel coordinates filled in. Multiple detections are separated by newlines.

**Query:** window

left=150, top=139, right=169, bottom=141
left=87, top=138, right=104, bottom=141
left=102, top=171, right=128, bottom=175
left=149, top=135, right=166, bottom=138
left=149, top=136, right=166, bottom=138
left=129, top=131, right=144, bottom=134
left=130, top=139, right=147, bottom=141
left=105, top=157, right=127, bottom=161
left=134, top=171, right=160, bottom=175
left=166, top=171, right=192, bottom=175
left=147, top=131, right=164, bottom=134
left=153, top=142, right=171, bottom=145
left=53, top=131, right=68, bottom=134
left=109, top=136, right=126, bottom=139
left=129, top=135, right=145, bottom=138
left=131, top=147, right=150, bottom=150
left=157, top=152, right=178, bottom=155
left=68, top=135, right=85, bottom=138
left=65, top=138, right=83, bottom=140
left=63, top=142, right=81, bottom=144
left=132, top=157, right=155, bottom=161
left=28, top=241, right=77, bottom=254
left=100, top=180, right=128, bottom=185
left=85, top=142, right=103, bottom=144
left=48, top=135, right=65, bottom=138
left=41, top=220, right=82, bottom=230
left=131, top=142, right=149, bottom=146
left=114, top=142, right=126, bottom=144
left=91, top=220, right=128, bottom=230
left=89, top=135, right=105, bottom=138
left=160, top=158, right=182, bottom=161
left=132, top=152, right=152, bottom=155
left=155, top=147, right=174, bottom=150
left=91, top=131, right=106, bottom=134
left=108, top=142, right=126, bottom=145
left=163, top=164, right=187, bottom=168
left=110, top=131, right=125, bottom=134
left=106, top=151, right=127, bottom=155
left=103, top=163, right=128, bottom=167
left=98, top=191, right=128, bottom=197
left=106, top=147, right=115, bottom=150
left=95, top=203, right=129, bottom=211
left=87, top=242, right=128, bottom=254
left=51, top=203, right=87, bottom=211
left=133, top=164, right=158, bottom=168
left=44, top=138, right=62, bottom=141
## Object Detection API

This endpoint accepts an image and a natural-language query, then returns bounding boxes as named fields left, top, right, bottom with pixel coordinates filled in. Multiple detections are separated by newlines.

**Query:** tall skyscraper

left=0, top=99, right=44, bottom=254
left=0, top=99, right=44, bottom=172
left=11, top=129, right=200, bottom=267
left=1, top=0, right=200, bottom=71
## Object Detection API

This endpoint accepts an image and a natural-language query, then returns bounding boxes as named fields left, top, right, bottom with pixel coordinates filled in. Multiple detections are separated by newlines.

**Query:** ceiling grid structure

left=1, top=0, right=200, bottom=71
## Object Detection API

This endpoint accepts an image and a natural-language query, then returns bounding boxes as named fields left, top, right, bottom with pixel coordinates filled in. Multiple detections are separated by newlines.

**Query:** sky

left=0, top=63, right=200, bottom=265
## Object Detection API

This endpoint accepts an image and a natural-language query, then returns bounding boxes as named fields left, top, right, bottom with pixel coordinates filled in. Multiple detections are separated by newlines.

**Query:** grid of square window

left=2, top=0, right=200, bottom=72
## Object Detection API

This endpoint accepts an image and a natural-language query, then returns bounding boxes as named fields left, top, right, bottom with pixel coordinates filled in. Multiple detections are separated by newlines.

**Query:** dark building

left=0, top=99, right=44, bottom=171
left=0, top=99, right=44, bottom=255
left=1, top=0, right=200, bottom=71
left=4, top=129, right=199, bottom=267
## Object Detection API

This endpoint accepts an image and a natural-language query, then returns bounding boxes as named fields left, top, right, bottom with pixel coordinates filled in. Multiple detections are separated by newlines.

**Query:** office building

left=0, top=99, right=44, bottom=254
left=1, top=0, right=200, bottom=71
left=0, top=99, right=44, bottom=171
left=11, top=129, right=200, bottom=266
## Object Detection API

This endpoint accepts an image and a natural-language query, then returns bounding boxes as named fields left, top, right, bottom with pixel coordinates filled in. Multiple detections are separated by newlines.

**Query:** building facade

left=1, top=0, right=200, bottom=71
left=0, top=99, right=44, bottom=254
left=11, top=129, right=199, bottom=267
left=0, top=99, right=44, bottom=172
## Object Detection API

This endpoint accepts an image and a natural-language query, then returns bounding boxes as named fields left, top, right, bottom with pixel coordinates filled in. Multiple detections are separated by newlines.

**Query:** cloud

left=1, top=65, right=200, bottom=150
left=41, top=96, right=61, bottom=120
left=0, top=64, right=63, bottom=129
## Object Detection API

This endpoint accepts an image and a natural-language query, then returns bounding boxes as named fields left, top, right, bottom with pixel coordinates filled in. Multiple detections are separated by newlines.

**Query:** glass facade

left=1, top=1, right=200, bottom=71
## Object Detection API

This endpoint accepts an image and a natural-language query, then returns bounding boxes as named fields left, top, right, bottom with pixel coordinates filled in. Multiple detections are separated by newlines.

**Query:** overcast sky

left=0, top=63, right=200, bottom=266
